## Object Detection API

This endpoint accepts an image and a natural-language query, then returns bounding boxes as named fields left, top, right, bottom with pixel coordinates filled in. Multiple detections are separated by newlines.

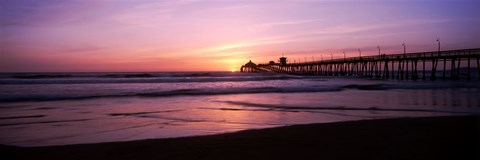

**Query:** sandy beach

left=2, top=115, right=478, bottom=160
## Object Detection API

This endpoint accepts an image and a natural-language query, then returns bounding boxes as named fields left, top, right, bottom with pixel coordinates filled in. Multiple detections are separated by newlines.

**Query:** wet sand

left=2, top=115, right=479, bottom=160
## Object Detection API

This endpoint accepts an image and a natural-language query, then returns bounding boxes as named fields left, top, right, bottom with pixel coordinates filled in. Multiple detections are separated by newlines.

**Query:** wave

left=1, top=77, right=478, bottom=102
left=0, top=86, right=343, bottom=102
left=2, top=72, right=273, bottom=79
left=0, top=76, right=303, bottom=85
left=98, top=73, right=156, bottom=78
left=1, top=82, right=478, bottom=102
left=352, top=82, right=478, bottom=90
left=97, top=73, right=224, bottom=78
left=216, top=101, right=476, bottom=114
left=12, top=74, right=74, bottom=79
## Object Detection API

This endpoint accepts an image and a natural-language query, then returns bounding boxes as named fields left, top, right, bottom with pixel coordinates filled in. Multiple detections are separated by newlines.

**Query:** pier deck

left=243, top=48, right=480, bottom=80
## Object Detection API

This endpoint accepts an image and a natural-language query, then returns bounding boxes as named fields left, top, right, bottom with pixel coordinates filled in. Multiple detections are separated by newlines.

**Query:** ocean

left=0, top=72, right=479, bottom=147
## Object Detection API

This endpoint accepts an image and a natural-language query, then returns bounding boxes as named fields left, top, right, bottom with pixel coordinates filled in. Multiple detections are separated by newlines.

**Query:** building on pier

left=240, top=60, right=257, bottom=72
left=279, top=57, right=287, bottom=66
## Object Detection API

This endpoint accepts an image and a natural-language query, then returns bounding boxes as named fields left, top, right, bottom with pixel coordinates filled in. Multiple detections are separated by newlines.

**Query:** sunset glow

left=1, top=0, right=479, bottom=72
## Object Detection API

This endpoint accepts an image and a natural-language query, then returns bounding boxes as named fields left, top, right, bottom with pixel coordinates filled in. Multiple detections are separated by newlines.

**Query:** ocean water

left=0, top=72, right=479, bottom=147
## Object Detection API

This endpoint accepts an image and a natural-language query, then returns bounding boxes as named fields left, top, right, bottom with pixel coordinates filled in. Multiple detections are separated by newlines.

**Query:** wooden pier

left=241, top=48, right=480, bottom=80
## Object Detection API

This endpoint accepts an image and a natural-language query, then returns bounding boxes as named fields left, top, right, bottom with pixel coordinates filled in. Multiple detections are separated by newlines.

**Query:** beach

left=3, top=115, right=479, bottom=160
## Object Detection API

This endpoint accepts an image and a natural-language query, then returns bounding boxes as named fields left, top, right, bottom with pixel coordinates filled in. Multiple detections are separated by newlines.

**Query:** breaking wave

left=1, top=72, right=478, bottom=103
left=0, top=86, right=343, bottom=102
left=1, top=81, right=478, bottom=102
left=0, top=73, right=302, bottom=84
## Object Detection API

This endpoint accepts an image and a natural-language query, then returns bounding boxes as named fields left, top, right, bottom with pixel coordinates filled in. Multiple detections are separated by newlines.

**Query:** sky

left=1, top=0, right=479, bottom=72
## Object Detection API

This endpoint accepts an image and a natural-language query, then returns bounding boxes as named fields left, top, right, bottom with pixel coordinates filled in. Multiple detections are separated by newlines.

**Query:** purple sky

left=1, top=0, right=479, bottom=72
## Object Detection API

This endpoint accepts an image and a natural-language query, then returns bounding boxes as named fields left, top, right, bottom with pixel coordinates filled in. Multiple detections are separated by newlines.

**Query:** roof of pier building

left=244, top=60, right=257, bottom=67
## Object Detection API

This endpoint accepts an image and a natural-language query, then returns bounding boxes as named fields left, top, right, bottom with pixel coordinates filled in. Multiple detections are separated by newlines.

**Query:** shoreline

left=2, top=115, right=479, bottom=160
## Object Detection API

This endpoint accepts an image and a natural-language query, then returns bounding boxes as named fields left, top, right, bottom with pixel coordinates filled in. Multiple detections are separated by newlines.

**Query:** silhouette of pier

left=241, top=48, right=480, bottom=80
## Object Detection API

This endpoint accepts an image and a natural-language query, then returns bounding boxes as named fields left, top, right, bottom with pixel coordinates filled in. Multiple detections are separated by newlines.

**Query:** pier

left=241, top=48, right=480, bottom=80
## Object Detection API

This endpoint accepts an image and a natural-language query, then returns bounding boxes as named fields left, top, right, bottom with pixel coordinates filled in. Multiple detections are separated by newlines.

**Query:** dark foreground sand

left=2, top=115, right=479, bottom=160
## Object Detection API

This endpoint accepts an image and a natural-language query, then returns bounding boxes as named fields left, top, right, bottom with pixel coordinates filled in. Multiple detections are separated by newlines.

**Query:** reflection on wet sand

left=0, top=88, right=479, bottom=147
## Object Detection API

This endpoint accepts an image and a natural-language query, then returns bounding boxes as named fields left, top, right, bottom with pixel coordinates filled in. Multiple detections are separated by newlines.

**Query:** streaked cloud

left=1, top=0, right=479, bottom=72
